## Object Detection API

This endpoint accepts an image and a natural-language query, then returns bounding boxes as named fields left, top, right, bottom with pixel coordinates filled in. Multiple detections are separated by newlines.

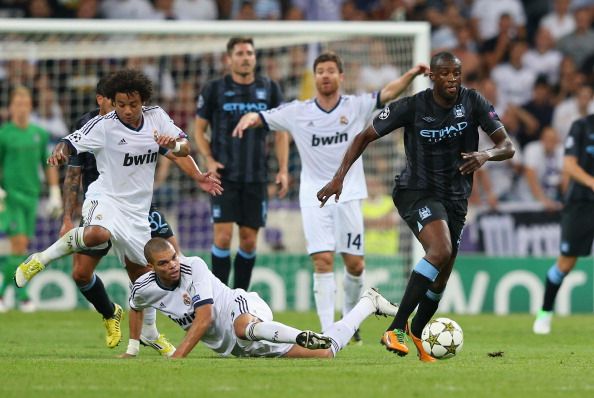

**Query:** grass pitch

left=1, top=311, right=593, bottom=398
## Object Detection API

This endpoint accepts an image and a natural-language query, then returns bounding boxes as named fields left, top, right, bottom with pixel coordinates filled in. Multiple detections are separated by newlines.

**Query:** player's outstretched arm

left=317, top=126, right=379, bottom=207
left=60, top=165, right=82, bottom=236
left=166, top=153, right=223, bottom=196
left=154, top=131, right=190, bottom=157
left=459, top=128, right=515, bottom=175
left=379, top=63, right=430, bottom=105
left=172, top=304, right=214, bottom=359
left=232, top=112, right=264, bottom=138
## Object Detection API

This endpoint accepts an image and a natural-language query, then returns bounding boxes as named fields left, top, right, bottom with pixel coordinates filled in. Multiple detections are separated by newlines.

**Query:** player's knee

left=83, top=226, right=111, bottom=246
left=72, top=267, right=93, bottom=286
left=426, top=243, right=453, bottom=267
left=312, top=253, right=334, bottom=273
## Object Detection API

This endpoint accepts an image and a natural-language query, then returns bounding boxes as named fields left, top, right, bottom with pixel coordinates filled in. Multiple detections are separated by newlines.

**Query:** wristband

left=172, top=141, right=182, bottom=153
left=49, top=185, right=62, bottom=200
left=126, top=339, right=140, bottom=356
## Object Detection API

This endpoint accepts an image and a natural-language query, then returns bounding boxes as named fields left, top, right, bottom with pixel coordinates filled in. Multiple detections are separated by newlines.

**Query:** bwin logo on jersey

left=418, top=206, right=432, bottom=220
left=311, top=132, right=348, bottom=147
left=123, top=150, right=158, bottom=166
left=169, top=312, right=196, bottom=327
left=453, top=104, right=465, bottom=118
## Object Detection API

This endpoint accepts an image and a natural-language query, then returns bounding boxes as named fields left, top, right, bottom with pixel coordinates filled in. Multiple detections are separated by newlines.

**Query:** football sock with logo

left=78, top=273, right=115, bottom=319
left=411, top=289, right=443, bottom=337
left=313, top=272, right=336, bottom=332
left=542, top=263, right=567, bottom=311
left=141, top=307, right=160, bottom=340
left=211, top=245, right=231, bottom=285
left=233, top=248, right=256, bottom=290
left=244, top=321, right=301, bottom=343
left=342, top=269, right=364, bottom=317
left=326, top=296, right=376, bottom=356
left=388, top=258, right=439, bottom=331
left=38, top=227, right=109, bottom=265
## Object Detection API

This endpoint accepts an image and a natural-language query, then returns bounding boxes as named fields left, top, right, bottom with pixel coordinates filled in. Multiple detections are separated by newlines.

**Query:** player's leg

left=302, top=205, right=337, bottom=332
left=337, top=200, right=366, bottom=343
left=72, top=250, right=116, bottom=320
left=148, top=205, right=181, bottom=253
left=534, top=202, right=594, bottom=334
left=234, top=182, right=267, bottom=290
left=8, top=197, right=36, bottom=310
left=211, top=183, right=239, bottom=285
left=10, top=234, right=34, bottom=311
left=15, top=199, right=113, bottom=287
left=382, top=192, right=451, bottom=356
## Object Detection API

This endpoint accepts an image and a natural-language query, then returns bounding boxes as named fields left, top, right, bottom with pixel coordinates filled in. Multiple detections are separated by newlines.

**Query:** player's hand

left=232, top=113, right=259, bottom=138
left=196, top=171, right=223, bottom=196
left=153, top=130, right=177, bottom=149
left=275, top=170, right=289, bottom=199
left=60, top=218, right=74, bottom=237
left=47, top=143, right=70, bottom=167
left=46, top=186, right=62, bottom=218
left=317, top=178, right=343, bottom=207
left=459, top=152, right=490, bottom=175
left=413, top=63, right=430, bottom=77
left=206, top=156, right=224, bottom=179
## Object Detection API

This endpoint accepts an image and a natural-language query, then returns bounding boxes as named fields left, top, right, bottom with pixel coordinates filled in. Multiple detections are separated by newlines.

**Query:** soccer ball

left=421, top=317, right=464, bottom=359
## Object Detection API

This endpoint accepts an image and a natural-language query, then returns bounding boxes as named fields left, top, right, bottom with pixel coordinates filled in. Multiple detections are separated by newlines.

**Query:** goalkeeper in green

left=0, top=86, right=61, bottom=312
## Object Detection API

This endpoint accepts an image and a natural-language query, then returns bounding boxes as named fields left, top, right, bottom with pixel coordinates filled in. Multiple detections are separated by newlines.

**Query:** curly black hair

left=104, top=69, right=153, bottom=103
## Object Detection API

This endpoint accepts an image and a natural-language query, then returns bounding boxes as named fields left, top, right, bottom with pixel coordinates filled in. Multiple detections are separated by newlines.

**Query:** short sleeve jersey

left=563, top=114, right=594, bottom=202
left=260, top=93, right=380, bottom=207
left=0, top=122, right=50, bottom=195
left=196, top=75, right=283, bottom=183
left=372, top=87, right=503, bottom=200
left=130, top=255, right=238, bottom=356
left=63, top=106, right=184, bottom=213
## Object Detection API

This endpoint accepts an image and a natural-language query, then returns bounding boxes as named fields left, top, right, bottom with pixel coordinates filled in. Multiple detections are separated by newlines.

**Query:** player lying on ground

left=123, top=237, right=399, bottom=358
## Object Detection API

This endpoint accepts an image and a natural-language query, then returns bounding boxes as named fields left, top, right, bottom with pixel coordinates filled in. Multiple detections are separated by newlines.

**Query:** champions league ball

left=421, top=317, right=464, bottom=359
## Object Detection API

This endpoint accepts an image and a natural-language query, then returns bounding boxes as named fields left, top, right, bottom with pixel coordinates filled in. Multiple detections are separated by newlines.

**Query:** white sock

left=343, top=269, right=364, bottom=317
left=325, top=297, right=375, bottom=356
left=244, top=321, right=301, bottom=343
left=313, top=272, right=336, bottom=332
left=141, top=307, right=159, bottom=340
left=38, top=227, right=109, bottom=265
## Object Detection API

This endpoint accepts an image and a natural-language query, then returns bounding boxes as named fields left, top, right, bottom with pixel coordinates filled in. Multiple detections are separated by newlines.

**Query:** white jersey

left=130, top=256, right=242, bottom=356
left=260, top=93, right=379, bottom=207
left=64, top=106, right=184, bottom=213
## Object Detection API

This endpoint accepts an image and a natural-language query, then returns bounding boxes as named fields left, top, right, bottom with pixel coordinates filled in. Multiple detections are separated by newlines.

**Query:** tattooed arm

left=59, top=165, right=82, bottom=237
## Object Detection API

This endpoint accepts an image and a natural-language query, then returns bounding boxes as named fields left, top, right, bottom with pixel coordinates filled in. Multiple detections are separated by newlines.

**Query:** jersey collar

left=115, top=113, right=145, bottom=132
left=155, top=273, right=180, bottom=291
left=314, top=96, right=342, bottom=114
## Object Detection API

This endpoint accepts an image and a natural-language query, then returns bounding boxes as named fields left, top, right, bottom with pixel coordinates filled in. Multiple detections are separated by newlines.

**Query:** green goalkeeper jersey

left=0, top=121, right=50, bottom=196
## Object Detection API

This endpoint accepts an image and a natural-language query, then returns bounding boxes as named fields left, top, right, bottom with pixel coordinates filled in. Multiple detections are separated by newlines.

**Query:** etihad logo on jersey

left=419, top=122, right=468, bottom=142
left=312, top=132, right=348, bottom=147
left=223, top=102, right=268, bottom=113
left=122, top=150, right=158, bottom=166
left=168, top=311, right=196, bottom=327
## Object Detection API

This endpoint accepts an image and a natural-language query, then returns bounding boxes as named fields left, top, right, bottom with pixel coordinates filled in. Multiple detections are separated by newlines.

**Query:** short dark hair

left=144, top=237, right=174, bottom=264
left=313, top=51, right=343, bottom=73
left=96, top=74, right=112, bottom=97
left=430, top=52, right=461, bottom=70
left=104, top=69, right=153, bottom=103
left=227, top=37, right=254, bottom=54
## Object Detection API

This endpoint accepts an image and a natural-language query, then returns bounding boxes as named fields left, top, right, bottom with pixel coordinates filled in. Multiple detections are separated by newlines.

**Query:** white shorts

left=81, top=197, right=150, bottom=266
left=301, top=199, right=364, bottom=255
left=229, top=290, right=293, bottom=358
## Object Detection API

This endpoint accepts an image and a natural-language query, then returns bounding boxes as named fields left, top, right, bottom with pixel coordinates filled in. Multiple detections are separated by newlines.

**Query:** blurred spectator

left=76, top=0, right=100, bottom=18
left=284, top=4, right=304, bottom=19
left=292, top=0, right=344, bottom=21
left=230, top=0, right=280, bottom=20
left=470, top=0, right=526, bottom=42
left=362, top=175, right=399, bottom=256
left=26, top=0, right=53, bottom=18
left=552, top=83, right=594, bottom=139
left=539, top=0, right=576, bottom=42
left=342, top=0, right=368, bottom=20
left=522, top=126, right=564, bottom=210
left=451, top=25, right=481, bottom=82
left=369, top=0, right=409, bottom=21
left=30, top=85, right=68, bottom=145
left=173, top=0, right=218, bottom=20
left=479, top=13, right=518, bottom=71
left=154, top=0, right=175, bottom=19
left=522, top=26, right=563, bottom=86
left=0, top=0, right=27, bottom=18
left=100, top=0, right=157, bottom=19
left=556, top=6, right=594, bottom=69
left=234, top=0, right=257, bottom=19
left=490, top=40, right=536, bottom=109
left=125, top=57, right=176, bottom=103
left=428, top=2, right=466, bottom=52
left=357, top=40, right=399, bottom=93
left=518, top=76, right=556, bottom=145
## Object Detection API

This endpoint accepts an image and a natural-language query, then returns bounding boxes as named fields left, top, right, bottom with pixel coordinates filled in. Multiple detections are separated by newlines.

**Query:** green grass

left=1, top=311, right=594, bottom=398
